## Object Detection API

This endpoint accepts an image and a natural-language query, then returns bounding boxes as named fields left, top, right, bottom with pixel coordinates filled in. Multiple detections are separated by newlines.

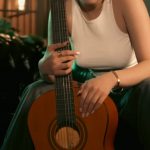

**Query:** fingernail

left=76, top=51, right=80, bottom=55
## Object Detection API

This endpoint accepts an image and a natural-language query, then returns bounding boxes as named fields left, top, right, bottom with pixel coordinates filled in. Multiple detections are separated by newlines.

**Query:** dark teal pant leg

left=115, top=79, right=150, bottom=150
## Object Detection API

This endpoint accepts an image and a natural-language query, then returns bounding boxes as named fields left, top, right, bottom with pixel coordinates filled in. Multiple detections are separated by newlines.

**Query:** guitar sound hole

left=49, top=118, right=87, bottom=150
left=55, top=127, right=80, bottom=149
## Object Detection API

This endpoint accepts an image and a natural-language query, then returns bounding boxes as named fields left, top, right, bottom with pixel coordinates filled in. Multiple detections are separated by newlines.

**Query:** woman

left=39, top=0, right=150, bottom=149
left=1, top=0, right=150, bottom=149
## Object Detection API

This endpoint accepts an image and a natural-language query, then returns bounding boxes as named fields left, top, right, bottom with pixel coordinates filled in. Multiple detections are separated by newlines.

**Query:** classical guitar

left=28, top=0, right=118, bottom=149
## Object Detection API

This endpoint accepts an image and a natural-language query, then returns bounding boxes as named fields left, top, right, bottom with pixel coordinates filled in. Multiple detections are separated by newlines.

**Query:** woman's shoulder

left=112, top=0, right=146, bottom=33
left=114, top=0, right=145, bottom=10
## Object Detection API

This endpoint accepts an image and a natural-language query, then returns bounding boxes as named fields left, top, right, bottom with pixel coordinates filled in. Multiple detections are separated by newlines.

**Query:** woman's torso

left=65, top=0, right=138, bottom=70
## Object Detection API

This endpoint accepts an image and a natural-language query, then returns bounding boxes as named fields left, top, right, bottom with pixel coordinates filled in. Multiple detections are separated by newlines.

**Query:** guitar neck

left=51, top=0, right=75, bottom=125
left=51, top=0, right=69, bottom=44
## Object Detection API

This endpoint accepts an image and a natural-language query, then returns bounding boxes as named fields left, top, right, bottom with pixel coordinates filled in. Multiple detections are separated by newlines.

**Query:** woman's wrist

left=111, top=71, right=120, bottom=88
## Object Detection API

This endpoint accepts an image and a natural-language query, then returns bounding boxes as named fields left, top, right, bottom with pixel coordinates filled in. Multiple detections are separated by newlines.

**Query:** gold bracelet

left=112, top=71, right=120, bottom=87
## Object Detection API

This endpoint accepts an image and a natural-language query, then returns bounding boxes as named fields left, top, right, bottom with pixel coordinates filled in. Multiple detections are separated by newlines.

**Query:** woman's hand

left=78, top=72, right=117, bottom=117
left=46, top=41, right=80, bottom=76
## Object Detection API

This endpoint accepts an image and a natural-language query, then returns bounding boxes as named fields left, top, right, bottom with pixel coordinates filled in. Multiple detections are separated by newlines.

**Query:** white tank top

left=71, top=0, right=137, bottom=70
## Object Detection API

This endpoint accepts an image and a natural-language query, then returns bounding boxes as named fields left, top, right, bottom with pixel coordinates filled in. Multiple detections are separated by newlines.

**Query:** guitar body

left=28, top=83, right=118, bottom=150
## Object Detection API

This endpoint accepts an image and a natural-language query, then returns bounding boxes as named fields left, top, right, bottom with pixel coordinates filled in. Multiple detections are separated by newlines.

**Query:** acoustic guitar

left=28, top=0, right=118, bottom=149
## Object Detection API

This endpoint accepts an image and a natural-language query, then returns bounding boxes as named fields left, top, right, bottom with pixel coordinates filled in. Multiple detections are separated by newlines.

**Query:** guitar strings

left=52, top=0, right=64, bottom=145
left=60, top=0, right=75, bottom=147
left=52, top=0, right=76, bottom=147
left=60, top=1, right=74, bottom=147
left=63, top=1, right=77, bottom=147
left=58, top=1, right=68, bottom=146
left=60, top=1, right=70, bottom=147
left=56, top=0, right=71, bottom=147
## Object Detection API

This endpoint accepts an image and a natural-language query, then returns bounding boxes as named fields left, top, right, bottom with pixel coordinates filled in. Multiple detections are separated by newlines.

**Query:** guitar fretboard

left=51, top=0, right=76, bottom=126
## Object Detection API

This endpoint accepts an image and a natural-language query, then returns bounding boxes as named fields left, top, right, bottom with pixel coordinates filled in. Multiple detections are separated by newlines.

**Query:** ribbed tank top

left=71, top=0, right=137, bottom=70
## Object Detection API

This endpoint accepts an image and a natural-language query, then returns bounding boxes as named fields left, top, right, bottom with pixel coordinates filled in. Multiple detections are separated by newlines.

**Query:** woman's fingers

left=60, top=60, right=73, bottom=70
left=80, top=88, right=102, bottom=117
left=86, top=90, right=101, bottom=115
left=78, top=79, right=109, bottom=118
left=48, top=42, right=80, bottom=57
left=79, top=84, right=87, bottom=110
left=60, top=50, right=80, bottom=57
left=54, top=67, right=72, bottom=76
left=91, top=94, right=107, bottom=114
left=60, top=56, right=76, bottom=63
left=47, top=42, right=80, bottom=76
left=48, top=41, right=69, bottom=52
left=81, top=91, right=97, bottom=117
left=53, top=60, right=74, bottom=75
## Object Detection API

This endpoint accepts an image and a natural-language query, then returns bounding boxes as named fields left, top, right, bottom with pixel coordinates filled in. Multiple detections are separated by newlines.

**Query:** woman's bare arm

left=115, top=0, right=150, bottom=87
